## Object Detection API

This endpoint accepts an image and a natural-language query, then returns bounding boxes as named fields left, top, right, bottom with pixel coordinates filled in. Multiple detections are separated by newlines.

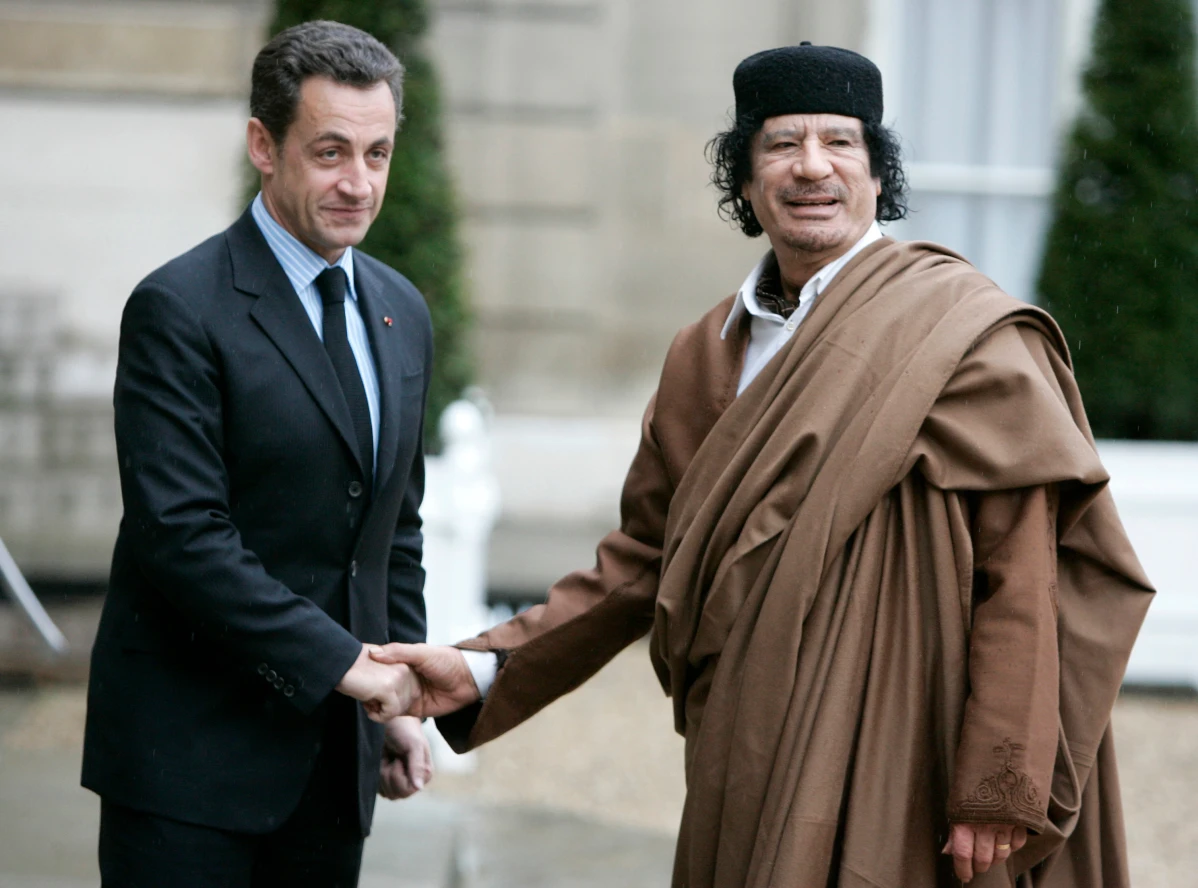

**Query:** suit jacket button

left=274, top=677, right=285, bottom=690
left=257, top=663, right=268, bottom=675
left=266, top=669, right=277, bottom=682
left=350, top=560, right=358, bottom=578
left=348, top=481, right=364, bottom=498
left=284, top=685, right=295, bottom=697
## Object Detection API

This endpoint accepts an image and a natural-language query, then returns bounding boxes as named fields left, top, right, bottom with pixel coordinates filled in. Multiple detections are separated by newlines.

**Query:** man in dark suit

left=83, top=20, right=432, bottom=887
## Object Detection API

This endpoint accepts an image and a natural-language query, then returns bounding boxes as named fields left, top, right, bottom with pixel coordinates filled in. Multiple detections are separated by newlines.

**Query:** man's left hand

left=942, top=822, right=1027, bottom=882
left=378, top=715, right=433, bottom=800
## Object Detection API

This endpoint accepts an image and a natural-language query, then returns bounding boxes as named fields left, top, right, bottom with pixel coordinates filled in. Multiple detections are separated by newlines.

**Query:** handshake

left=334, top=642, right=481, bottom=723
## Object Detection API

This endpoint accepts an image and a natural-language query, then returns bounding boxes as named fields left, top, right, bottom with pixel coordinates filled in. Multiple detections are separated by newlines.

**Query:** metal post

left=0, top=536, right=68, bottom=655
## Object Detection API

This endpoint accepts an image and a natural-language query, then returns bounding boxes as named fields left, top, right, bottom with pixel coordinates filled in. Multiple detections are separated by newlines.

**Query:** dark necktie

left=314, top=267, right=374, bottom=486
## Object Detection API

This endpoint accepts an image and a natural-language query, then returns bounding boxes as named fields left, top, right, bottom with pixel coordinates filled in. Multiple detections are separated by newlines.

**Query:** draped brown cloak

left=438, top=238, right=1153, bottom=887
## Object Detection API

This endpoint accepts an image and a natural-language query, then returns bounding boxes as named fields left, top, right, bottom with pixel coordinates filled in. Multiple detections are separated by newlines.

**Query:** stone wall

left=0, top=0, right=266, bottom=95
left=426, top=0, right=871, bottom=592
left=0, top=0, right=869, bottom=585
left=428, top=0, right=869, bottom=417
left=0, top=288, right=120, bottom=577
left=0, top=0, right=262, bottom=578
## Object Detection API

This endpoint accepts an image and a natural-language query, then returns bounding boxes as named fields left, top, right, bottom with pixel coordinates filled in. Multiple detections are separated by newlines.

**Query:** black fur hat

left=733, top=43, right=883, bottom=126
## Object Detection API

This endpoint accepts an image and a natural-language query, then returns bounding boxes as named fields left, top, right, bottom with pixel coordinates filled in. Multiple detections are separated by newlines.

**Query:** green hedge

left=1038, top=0, right=1198, bottom=440
left=260, top=0, right=472, bottom=451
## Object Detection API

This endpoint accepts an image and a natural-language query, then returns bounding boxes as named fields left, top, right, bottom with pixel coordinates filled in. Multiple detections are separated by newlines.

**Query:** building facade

left=0, top=0, right=1109, bottom=590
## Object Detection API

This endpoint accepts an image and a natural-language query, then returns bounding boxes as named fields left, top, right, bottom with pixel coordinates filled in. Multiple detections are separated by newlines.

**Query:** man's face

left=741, top=113, right=880, bottom=263
left=249, top=76, right=396, bottom=263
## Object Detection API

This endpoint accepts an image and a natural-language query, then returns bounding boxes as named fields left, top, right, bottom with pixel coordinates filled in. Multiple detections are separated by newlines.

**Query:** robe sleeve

left=435, top=394, right=671, bottom=751
left=947, top=484, right=1059, bottom=833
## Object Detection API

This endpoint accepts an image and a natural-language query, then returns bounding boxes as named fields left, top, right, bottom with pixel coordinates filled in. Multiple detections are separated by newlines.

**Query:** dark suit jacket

left=82, top=207, right=432, bottom=835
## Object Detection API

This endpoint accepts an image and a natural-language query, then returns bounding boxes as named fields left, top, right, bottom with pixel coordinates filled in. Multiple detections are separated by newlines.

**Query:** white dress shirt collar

left=250, top=192, right=358, bottom=301
left=720, top=221, right=883, bottom=340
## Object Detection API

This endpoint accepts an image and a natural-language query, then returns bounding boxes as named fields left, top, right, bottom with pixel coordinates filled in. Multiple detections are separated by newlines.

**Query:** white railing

left=0, top=535, right=67, bottom=655
left=420, top=398, right=502, bottom=773
left=421, top=398, right=501, bottom=648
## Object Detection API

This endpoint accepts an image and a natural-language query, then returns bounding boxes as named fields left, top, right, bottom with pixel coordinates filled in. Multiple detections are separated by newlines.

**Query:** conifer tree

left=1038, top=0, right=1198, bottom=439
left=262, top=0, right=471, bottom=449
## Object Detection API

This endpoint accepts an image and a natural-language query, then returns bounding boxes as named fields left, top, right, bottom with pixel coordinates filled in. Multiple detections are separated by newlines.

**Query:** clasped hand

left=335, top=649, right=434, bottom=801
left=336, top=642, right=481, bottom=722
left=335, top=644, right=421, bottom=723
left=368, top=642, right=482, bottom=718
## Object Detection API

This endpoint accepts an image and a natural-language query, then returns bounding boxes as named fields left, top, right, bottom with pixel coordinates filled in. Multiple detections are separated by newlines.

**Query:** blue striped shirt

left=250, top=193, right=380, bottom=458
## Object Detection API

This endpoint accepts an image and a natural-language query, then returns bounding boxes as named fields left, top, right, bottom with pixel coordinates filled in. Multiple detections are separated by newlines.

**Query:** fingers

left=401, top=727, right=433, bottom=792
left=378, top=717, right=434, bottom=799
left=390, top=716, right=431, bottom=791
left=370, top=642, right=426, bottom=665
left=363, top=698, right=390, bottom=724
left=972, top=826, right=996, bottom=874
left=378, top=758, right=417, bottom=799
left=335, top=644, right=382, bottom=701
left=363, top=663, right=418, bottom=723
left=392, top=663, right=420, bottom=714
left=383, top=752, right=426, bottom=800
left=341, top=645, right=454, bottom=721
left=361, top=644, right=484, bottom=719
left=949, top=823, right=975, bottom=883
left=1012, top=826, right=1028, bottom=852
left=945, top=823, right=1022, bottom=882
left=990, top=826, right=1013, bottom=867
left=385, top=664, right=418, bottom=720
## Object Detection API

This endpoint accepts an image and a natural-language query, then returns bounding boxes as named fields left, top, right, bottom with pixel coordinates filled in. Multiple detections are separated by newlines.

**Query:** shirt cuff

left=459, top=649, right=499, bottom=698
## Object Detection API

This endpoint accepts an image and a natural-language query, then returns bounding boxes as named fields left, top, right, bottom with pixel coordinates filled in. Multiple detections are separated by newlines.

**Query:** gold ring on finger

left=996, top=843, right=1011, bottom=851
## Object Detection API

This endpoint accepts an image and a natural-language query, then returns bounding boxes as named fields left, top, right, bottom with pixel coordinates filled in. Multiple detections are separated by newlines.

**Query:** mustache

left=778, top=185, right=846, bottom=202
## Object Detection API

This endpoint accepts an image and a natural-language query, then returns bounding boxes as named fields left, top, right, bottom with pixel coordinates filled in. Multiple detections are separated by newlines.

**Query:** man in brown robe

left=374, top=45, right=1153, bottom=887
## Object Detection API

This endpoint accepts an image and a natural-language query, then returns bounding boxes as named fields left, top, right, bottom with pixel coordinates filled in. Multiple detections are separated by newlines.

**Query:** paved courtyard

left=0, top=638, right=1195, bottom=886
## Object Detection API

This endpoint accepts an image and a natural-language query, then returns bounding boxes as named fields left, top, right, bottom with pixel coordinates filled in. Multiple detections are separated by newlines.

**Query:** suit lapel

left=226, top=211, right=364, bottom=475
left=354, top=260, right=404, bottom=494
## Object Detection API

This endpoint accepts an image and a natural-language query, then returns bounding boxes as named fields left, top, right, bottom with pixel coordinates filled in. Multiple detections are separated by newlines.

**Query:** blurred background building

left=0, top=0, right=1160, bottom=595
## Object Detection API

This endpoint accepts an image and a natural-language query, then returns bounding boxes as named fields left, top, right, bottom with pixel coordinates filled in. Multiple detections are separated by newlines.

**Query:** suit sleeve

left=114, top=284, right=361, bottom=715
left=436, top=394, right=671, bottom=751
left=947, top=485, right=1059, bottom=833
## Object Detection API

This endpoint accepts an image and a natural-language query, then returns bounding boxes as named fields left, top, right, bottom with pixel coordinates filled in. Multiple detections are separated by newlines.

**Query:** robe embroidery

left=957, top=739, right=1044, bottom=824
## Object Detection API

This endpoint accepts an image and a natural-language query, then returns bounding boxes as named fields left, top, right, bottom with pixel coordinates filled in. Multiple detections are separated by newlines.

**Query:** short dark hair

left=250, top=20, right=405, bottom=144
left=706, top=114, right=909, bottom=237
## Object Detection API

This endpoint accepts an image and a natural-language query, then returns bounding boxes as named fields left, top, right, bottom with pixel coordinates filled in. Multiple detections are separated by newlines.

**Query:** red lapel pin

left=383, top=316, right=393, bottom=327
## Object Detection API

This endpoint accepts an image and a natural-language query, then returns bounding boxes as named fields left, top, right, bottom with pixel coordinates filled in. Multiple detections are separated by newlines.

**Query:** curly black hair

left=706, top=115, right=909, bottom=237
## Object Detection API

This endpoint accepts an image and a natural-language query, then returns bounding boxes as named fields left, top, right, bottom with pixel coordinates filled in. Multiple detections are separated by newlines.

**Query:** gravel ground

left=1111, top=694, right=1198, bottom=887
left=431, top=640, right=1198, bottom=885
left=4, top=641, right=1195, bottom=885
left=428, top=642, right=686, bottom=834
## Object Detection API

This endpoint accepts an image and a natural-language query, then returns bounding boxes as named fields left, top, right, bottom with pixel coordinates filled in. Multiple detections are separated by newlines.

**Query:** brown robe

left=438, top=239, right=1153, bottom=887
